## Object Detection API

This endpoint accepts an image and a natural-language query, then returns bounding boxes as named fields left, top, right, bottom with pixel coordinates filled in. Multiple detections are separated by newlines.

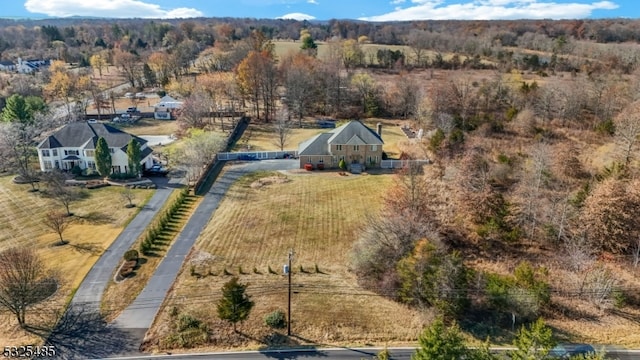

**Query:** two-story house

left=298, top=120, right=384, bottom=170
left=37, top=121, right=154, bottom=174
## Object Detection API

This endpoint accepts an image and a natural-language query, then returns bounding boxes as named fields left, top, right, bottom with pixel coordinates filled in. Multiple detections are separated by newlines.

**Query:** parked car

left=143, top=164, right=169, bottom=176
left=135, top=92, right=145, bottom=99
left=549, top=344, right=596, bottom=359
left=238, top=154, right=258, bottom=161
left=126, top=107, right=138, bottom=113
left=124, top=92, right=134, bottom=98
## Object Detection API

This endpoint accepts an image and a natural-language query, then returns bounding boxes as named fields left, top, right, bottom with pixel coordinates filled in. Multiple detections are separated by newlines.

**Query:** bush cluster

left=119, top=259, right=137, bottom=278
left=264, top=309, right=286, bottom=329
left=123, top=249, right=139, bottom=261
left=140, top=187, right=190, bottom=255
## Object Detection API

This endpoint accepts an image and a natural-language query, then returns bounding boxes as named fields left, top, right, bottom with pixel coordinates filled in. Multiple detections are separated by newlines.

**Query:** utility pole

left=287, top=248, right=294, bottom=336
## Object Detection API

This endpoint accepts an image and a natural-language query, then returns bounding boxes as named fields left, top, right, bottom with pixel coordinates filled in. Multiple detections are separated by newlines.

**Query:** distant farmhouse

left=153, top=95, right=183, bottom=120
left=37, top=121, right=153, bottom=174
left=0, top=58, right=50, bottom=73
left=0, top=60, right=16, bottom=72
left=298, top=120, right=384, bottom=172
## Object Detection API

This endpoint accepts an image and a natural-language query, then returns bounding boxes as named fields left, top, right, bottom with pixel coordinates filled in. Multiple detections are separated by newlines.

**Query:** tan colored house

left=298, top=121, right=384, bottom=170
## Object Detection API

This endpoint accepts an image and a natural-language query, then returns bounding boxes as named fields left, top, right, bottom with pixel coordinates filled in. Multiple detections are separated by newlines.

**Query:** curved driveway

left=113, top=160, right=299, bottom=329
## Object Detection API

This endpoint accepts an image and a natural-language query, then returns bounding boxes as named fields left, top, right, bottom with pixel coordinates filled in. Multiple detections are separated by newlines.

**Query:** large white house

left=37, top=121, right=154, bottom=174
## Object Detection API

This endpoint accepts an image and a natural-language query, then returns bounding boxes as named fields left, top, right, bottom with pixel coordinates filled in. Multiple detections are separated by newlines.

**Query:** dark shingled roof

left=38, top=122, right=148, bottom=150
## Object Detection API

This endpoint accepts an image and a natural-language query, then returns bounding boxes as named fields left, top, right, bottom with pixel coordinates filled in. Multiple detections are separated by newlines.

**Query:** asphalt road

left=70, top=187, right=174, bottom=311
left=91, top=347, right=640, bottom=360
left=114, top=160, right=299, bottom=330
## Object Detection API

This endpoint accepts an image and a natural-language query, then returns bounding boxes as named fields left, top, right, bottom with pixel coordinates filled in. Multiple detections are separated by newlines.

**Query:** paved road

left=113, top=160, right=299, bottom=328
left=90, top=346, right=640, bottom=360
left=70, top=187, right=173, bottom=311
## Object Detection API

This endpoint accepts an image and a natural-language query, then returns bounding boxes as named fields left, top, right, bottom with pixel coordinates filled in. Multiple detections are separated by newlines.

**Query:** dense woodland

left=2, top=16, right=640, bottom=345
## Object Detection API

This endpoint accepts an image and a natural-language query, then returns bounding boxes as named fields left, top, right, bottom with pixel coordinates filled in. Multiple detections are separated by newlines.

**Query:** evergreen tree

left=143, top=63, right=157, bottom=87
left=1, top=94, right=31, bottom=124
left=412, top=318, right=467, bottom=360
left=509, top=318, right=556, bottom=360
left=216, top=277, right=254, bottom=332
left=95, top=137, right=112, bottom=177
left=126, top=138, right=142, bottom=177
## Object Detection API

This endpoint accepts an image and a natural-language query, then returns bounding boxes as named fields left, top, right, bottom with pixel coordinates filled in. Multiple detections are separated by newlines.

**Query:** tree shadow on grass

left=28, top=304, right=146, bottom=359
left=76, top=211, right=114, bottom=225
left=70, top=242, right=103, bottom=255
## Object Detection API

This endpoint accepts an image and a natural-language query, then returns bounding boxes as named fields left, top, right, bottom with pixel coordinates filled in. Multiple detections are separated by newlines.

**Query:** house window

left=52, top=149, right=58, bottom=156
left=85, top=150, right=95, bottom=157
left=109, top=148, right=115, bottom=154
left=43, top=161, right=52, bottom=170
left=336, top=145, right=342, bottom=151
left=54, top=161, right=60, bottom=169
left=111, top=166, right=120, bottom=174
left=87, top=161, right=96, bottom=169
left=42, top=150, right=50, bottom=157
left=353, top=145, right=359, bottom=151
left=64, top=149, right=79, bottom=156
left=371, top=145, right=377, bottom=151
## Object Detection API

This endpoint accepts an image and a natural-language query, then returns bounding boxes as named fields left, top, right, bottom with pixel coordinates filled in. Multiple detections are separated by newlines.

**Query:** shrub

left=338, top=159, right=347, bottom=170
left=123, top=249, right=139, bottom=261
left=71, top=165, right=82, bottom=176
left=264, top=309, right=286, bottom=329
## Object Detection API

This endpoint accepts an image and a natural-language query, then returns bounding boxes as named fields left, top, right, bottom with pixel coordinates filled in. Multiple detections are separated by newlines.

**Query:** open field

left=235, top=118, right=412, bottom=158
left=273, top=41, right=465, bottom=65
left=145, top=170, right=431, bottom=351
left=0, top=175, right=153, bottom=345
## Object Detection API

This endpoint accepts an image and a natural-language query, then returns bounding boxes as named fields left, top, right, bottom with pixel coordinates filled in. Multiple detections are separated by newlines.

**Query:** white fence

left=217, top=150, right=298, bottom=161
left=381, top=159, right=431, bottom=169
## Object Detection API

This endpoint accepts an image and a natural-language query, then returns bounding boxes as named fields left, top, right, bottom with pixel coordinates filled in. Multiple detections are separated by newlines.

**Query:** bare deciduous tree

left=44, top=211, right=70, bottom=245
left=272, top=108, right=292, bottom=151
left=0, top=122, right=41, bottom=191
left=121, top=187, right=136, bottom=208
left=0, top=248, right=58, bottom=329
left=177, top=90, right=211, bottom=133
left=173, top=130, right=226, bottom=185
left=41, top=170, right=84, bottom=216
left=614, top=101, right=640, bottom=165
left=580, top=264, right=616, bottom=310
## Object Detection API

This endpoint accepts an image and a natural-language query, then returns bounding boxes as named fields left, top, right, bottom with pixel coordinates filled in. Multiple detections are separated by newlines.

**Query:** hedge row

left=139, top=187, right=190, bottom=256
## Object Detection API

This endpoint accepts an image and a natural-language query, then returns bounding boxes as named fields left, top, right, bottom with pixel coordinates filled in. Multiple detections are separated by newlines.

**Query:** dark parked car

left=238, top=154, right=258, bottom=161
left=549, top=344, right=596, bottom=359
left=144, top=165, right=169, bottom=176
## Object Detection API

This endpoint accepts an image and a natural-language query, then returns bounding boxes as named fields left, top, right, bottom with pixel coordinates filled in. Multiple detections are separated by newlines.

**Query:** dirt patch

left=250, top=176, right=291, bottom=189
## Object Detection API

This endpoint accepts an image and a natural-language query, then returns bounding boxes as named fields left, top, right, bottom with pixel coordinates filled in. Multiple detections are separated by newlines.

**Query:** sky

left=0, top=0, right=636, bottom=21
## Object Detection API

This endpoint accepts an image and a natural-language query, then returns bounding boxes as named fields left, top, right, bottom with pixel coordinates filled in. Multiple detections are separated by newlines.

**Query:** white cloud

left=276, top=12, right=316, bottom=20
left=360, top=0, right=619, bottom=21
left=391, top=0, right=407, bottom=4
left=307, top=0, right=319, bottom=4
left=24, top=0, right=204, bottom=18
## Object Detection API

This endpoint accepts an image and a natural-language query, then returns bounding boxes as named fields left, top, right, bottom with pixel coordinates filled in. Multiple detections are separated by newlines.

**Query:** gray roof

left=298, top=133, right=332, bottom=156
left=298, top=121, right=383, bottom=156
left=327, top=121, right=383, bottom=145
left=38, top=122, right=148, bottom=150
left=0, top=60, right=15, bottom=66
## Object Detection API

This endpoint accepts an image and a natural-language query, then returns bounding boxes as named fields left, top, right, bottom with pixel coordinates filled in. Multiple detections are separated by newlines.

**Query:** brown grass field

left=0, top=175, right=153, bottom=345
left=144, top=170, right=432, bottom=351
